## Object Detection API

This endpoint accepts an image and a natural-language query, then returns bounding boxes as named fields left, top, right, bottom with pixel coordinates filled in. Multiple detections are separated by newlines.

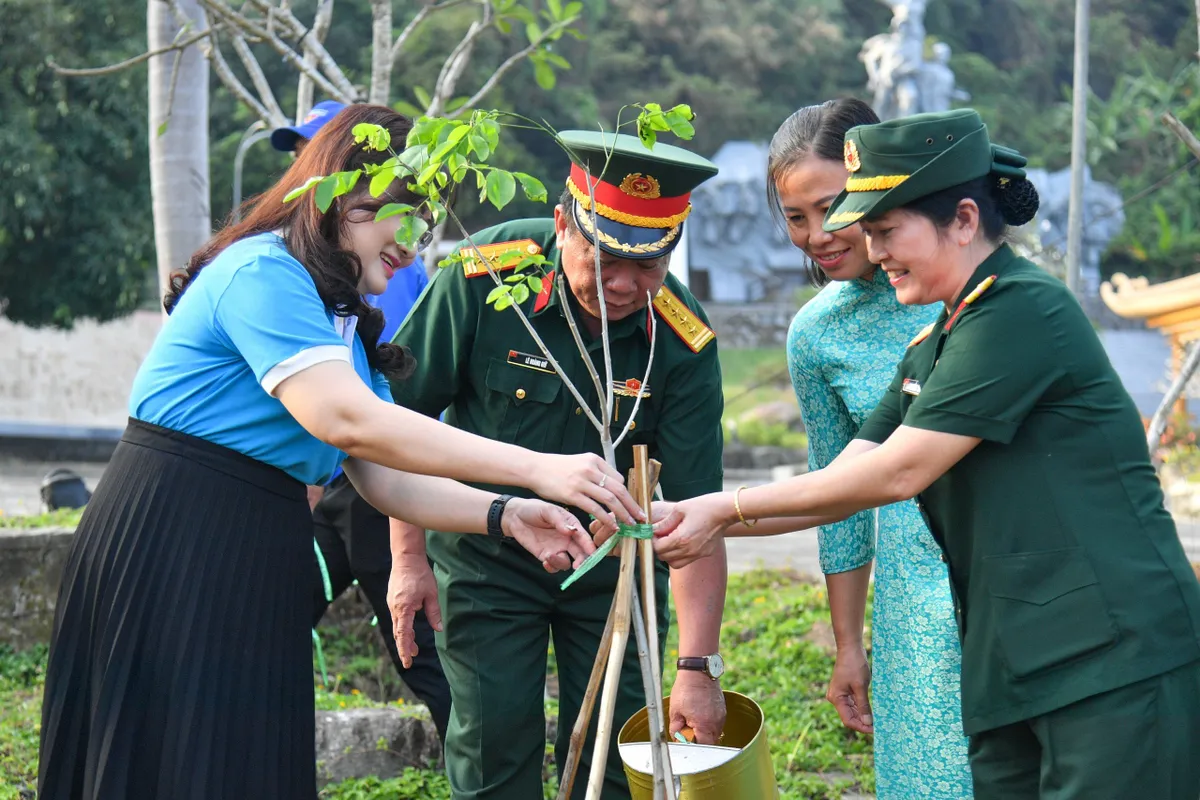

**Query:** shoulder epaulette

left=653, top=287, right=715, bottom=353
left=908, top=322, right=936, bottom=348
left=461, top=238, right=542, bottom=278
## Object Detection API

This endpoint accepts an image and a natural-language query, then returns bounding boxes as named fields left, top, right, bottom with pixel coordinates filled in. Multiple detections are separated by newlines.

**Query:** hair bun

left=993, top=175, right=1039, bottom=227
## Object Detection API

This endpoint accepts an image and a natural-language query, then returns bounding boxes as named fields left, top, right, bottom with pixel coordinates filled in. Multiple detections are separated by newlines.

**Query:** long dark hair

left=165, top=104, right=417, bottom=380
left=766, top=98, right=880, bottom=286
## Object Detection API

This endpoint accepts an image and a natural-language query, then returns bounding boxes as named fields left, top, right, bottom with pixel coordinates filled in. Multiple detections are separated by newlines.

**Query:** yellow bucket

left=617, top=691, right=777, bottom=800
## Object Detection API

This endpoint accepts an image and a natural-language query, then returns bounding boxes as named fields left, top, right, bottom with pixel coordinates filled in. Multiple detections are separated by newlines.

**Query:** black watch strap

left=677, top=657, right=707, bottom=672
left=487, top=494, right=514, bottom=538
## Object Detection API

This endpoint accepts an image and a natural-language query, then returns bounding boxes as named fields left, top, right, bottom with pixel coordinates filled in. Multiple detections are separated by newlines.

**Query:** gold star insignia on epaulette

left=652, top=287, right=715, bottom=353
left=461, top=239, right=541, bottom=278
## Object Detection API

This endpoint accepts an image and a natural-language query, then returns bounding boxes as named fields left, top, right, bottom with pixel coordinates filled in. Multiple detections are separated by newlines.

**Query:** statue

left=1025, top=165, right=1125, bottom=296
left=860, top=0, right=966, bottom=119
left=917, top=42, right=970, bottom=113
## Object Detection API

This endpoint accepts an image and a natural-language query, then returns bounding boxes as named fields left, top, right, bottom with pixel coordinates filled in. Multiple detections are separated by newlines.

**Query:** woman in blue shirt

left=38, top=105, right=639, bottom=800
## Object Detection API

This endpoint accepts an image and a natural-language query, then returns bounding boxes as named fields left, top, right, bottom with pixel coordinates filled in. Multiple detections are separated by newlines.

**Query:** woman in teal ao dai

left=769, top=99, right=973, bottom=798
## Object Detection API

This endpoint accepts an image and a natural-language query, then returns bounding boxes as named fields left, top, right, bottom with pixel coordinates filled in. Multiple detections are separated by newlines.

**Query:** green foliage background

left=2, top=0, right=1198, bottom=327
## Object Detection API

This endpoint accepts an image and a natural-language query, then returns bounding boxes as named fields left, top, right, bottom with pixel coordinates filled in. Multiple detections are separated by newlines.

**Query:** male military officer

left=389, top=130, right=729, bottom=799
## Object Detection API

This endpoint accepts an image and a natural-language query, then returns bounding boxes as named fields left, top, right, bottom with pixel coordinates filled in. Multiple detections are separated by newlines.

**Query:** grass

left=719, top=347, right=809, bottom=451
left=1, top=571, right=873, bottom=799
left=0, top=509, right=84, bottom=530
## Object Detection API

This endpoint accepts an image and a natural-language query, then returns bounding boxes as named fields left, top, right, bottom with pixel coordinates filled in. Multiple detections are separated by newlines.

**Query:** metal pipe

left=233, top=121, right=271, bottom=221
left=1065, top=0, right=1090, bottom=295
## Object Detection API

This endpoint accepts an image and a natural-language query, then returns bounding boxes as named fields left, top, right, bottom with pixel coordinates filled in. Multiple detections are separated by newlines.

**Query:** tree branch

left=369, top=0, right=393, bottom=105
left=391, top=0, right=473, bottom=66
left=296, top=0, right=334, bottom=122
left=47, top=26, right=217, bottom=77
left=427, top=0, right=491, bottom=117
left=200, top=0, right=353, bottom=103
left=1162, top=111, right=1200, bottom=161
left=449, top=16, right=576, bottom=118
left=231, top=33, right=287, bottom=125
left=242, top=0, right=360, bottom=100
left=204, top=27, right=276, bottom=123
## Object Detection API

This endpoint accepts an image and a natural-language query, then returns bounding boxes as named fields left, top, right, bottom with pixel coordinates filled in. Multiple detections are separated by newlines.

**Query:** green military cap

left=557, top=130, right=718, bottom=260
left=823, top=108, right=1029, bottom=231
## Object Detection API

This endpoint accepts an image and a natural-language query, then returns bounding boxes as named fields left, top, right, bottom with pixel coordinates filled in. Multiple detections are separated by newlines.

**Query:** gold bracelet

left=734, top=485, right=756, bottom=528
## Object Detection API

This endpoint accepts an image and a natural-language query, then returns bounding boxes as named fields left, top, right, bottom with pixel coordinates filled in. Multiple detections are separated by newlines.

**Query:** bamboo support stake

left=556, top=593, right=618, bottom=800
left=639, top=459, right=675, bottom=800
left=584, top=534, right=637, bottom=800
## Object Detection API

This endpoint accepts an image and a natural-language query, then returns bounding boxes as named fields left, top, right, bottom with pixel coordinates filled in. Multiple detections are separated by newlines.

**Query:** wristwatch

left=677, top=653, right=725, bottom=680
left=487, top=494, right=514, bottom=538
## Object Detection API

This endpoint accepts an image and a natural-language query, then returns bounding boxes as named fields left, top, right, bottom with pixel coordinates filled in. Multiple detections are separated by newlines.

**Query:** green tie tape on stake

left=560, top=523, right=653, bottom=591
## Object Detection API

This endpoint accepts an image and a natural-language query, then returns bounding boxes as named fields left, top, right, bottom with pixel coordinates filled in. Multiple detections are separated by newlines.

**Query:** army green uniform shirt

left=392, top=217, right=724, bottom=504
left=857, top=244, right=1200, bottom=736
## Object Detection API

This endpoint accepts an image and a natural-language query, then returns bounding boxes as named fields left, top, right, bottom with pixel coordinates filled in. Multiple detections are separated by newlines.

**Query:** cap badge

left=844, top=139, right=862, bottom=173
left=619, top=173, right=662, bottom=200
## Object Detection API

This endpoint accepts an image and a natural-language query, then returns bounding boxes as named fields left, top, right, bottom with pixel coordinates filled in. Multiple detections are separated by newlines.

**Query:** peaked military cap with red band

left=557, top=130, right=719, bottom=261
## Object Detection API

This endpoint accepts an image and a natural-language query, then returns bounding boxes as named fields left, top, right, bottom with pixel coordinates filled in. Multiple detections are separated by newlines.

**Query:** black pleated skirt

left=38, top=418, right=316, bottom=800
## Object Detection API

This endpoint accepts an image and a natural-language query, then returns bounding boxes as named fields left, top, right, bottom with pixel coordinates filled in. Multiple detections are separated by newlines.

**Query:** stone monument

left=861, top=0, right=968, bottom=119
left=1026, top=165, right=1125, bottom=296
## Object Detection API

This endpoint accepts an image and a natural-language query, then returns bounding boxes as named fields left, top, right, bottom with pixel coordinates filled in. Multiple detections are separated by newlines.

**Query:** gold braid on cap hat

left=566, top=176, right=692, bottom=228
left=574, top=201, right=680, bottom=255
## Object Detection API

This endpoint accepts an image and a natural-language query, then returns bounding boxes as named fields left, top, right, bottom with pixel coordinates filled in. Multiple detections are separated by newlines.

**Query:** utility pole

left=1065, top=0, right=1090, bottom=295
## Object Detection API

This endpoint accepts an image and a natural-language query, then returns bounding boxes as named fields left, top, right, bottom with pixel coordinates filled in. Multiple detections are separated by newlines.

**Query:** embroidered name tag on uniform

left=507, top=349, right=554, bottom=374
left=902, top=379, right=922, bottom=396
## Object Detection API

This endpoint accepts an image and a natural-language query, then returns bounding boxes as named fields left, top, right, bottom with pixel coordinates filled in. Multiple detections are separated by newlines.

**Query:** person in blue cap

left=273, top=101, right=449, bottom=741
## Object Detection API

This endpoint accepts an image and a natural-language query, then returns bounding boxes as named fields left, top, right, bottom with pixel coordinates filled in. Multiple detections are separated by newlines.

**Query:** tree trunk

left=148, top=0, right=211, bottom=304
left=369, top=0, right=392, bottom=105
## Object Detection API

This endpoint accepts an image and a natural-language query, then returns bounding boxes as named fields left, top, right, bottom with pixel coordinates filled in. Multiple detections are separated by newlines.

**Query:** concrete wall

left=0, top=311, right=160, bottom=429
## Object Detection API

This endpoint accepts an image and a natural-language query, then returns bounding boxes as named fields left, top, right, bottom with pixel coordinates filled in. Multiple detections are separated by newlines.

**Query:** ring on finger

left=598, top=474, right=608, bottom=489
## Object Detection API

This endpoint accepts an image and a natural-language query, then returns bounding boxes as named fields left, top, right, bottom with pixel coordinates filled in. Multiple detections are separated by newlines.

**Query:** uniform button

left=575, top=407, right=582, bottom=415
left=941, top=554, right=948, bottom=563
left=629, top=421, right=637, bottom=430
left=515, top=388, right=526, bottom=400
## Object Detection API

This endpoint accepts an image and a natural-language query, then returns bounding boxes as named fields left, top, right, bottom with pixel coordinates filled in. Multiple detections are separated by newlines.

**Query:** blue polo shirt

left=130, top=233, right=392, bottom=485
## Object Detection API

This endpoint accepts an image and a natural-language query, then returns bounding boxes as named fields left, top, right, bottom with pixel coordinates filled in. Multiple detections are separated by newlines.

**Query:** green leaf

left=494, top=295, right=514, bottom=311
left=413, top=85, right=432, bottom=110
left=283, top=175, right=324, bottom=203
left=514, top=171, right=548, bottom=203
left=315, top=175, right=338, bottom=212
left=395, top=216, right=430, bottom=250
left=546, top=0, right=562, bottom=18
left=666, top=114, right=695, bottom=139
left=526, top=22, right=543, bottom=42
left=544, top=52, right=571, bottom=70
left=156, top=120, right=169, bottom=137
left=527, top=275, right=544, bottom=293
left=428, top=200, right=447, bottom=225
left=369, top=168, right=395, bottom=198
left=564, top=1, right=583, bottom=16
left=668, top=103, right=694, bottom=120
left=508, top=5, right=536, bottom=24
left=564, top=27, right=586, bottom=40
left=638, top=125, right=657, bottom=149
left=393, top=100, right=423, bottom=118
left=479, top=118, right=501, bottom=153
left=496, top=18, right=512, bottom=34
left=504, top=274, right=525, bottom=283
left=533, top=60, right=556, bottom=90
left=407, top=117, right=447, bottom=147
left=445, top=96, right=470, bottom=112
left=374, top=203, right=415, bottom=222
left=485, top=170, right=517, bottom=211
left=469, top=132, right=491, bottom=161
left=511, top=283, right=530, bottom=304
left=486, top=285, right=512, bottom=304
left=438, top=252, right=464, bottom=270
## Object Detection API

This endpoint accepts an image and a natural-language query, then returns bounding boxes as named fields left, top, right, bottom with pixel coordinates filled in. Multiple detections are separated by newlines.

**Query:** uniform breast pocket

left=484, top=358, right=563, bottom=452
left=984, top=547, right=1118, bottom=680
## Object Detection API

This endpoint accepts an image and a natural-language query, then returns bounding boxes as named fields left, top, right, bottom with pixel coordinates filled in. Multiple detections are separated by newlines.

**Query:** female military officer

left=637, top=109, right=1200, bottom=799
